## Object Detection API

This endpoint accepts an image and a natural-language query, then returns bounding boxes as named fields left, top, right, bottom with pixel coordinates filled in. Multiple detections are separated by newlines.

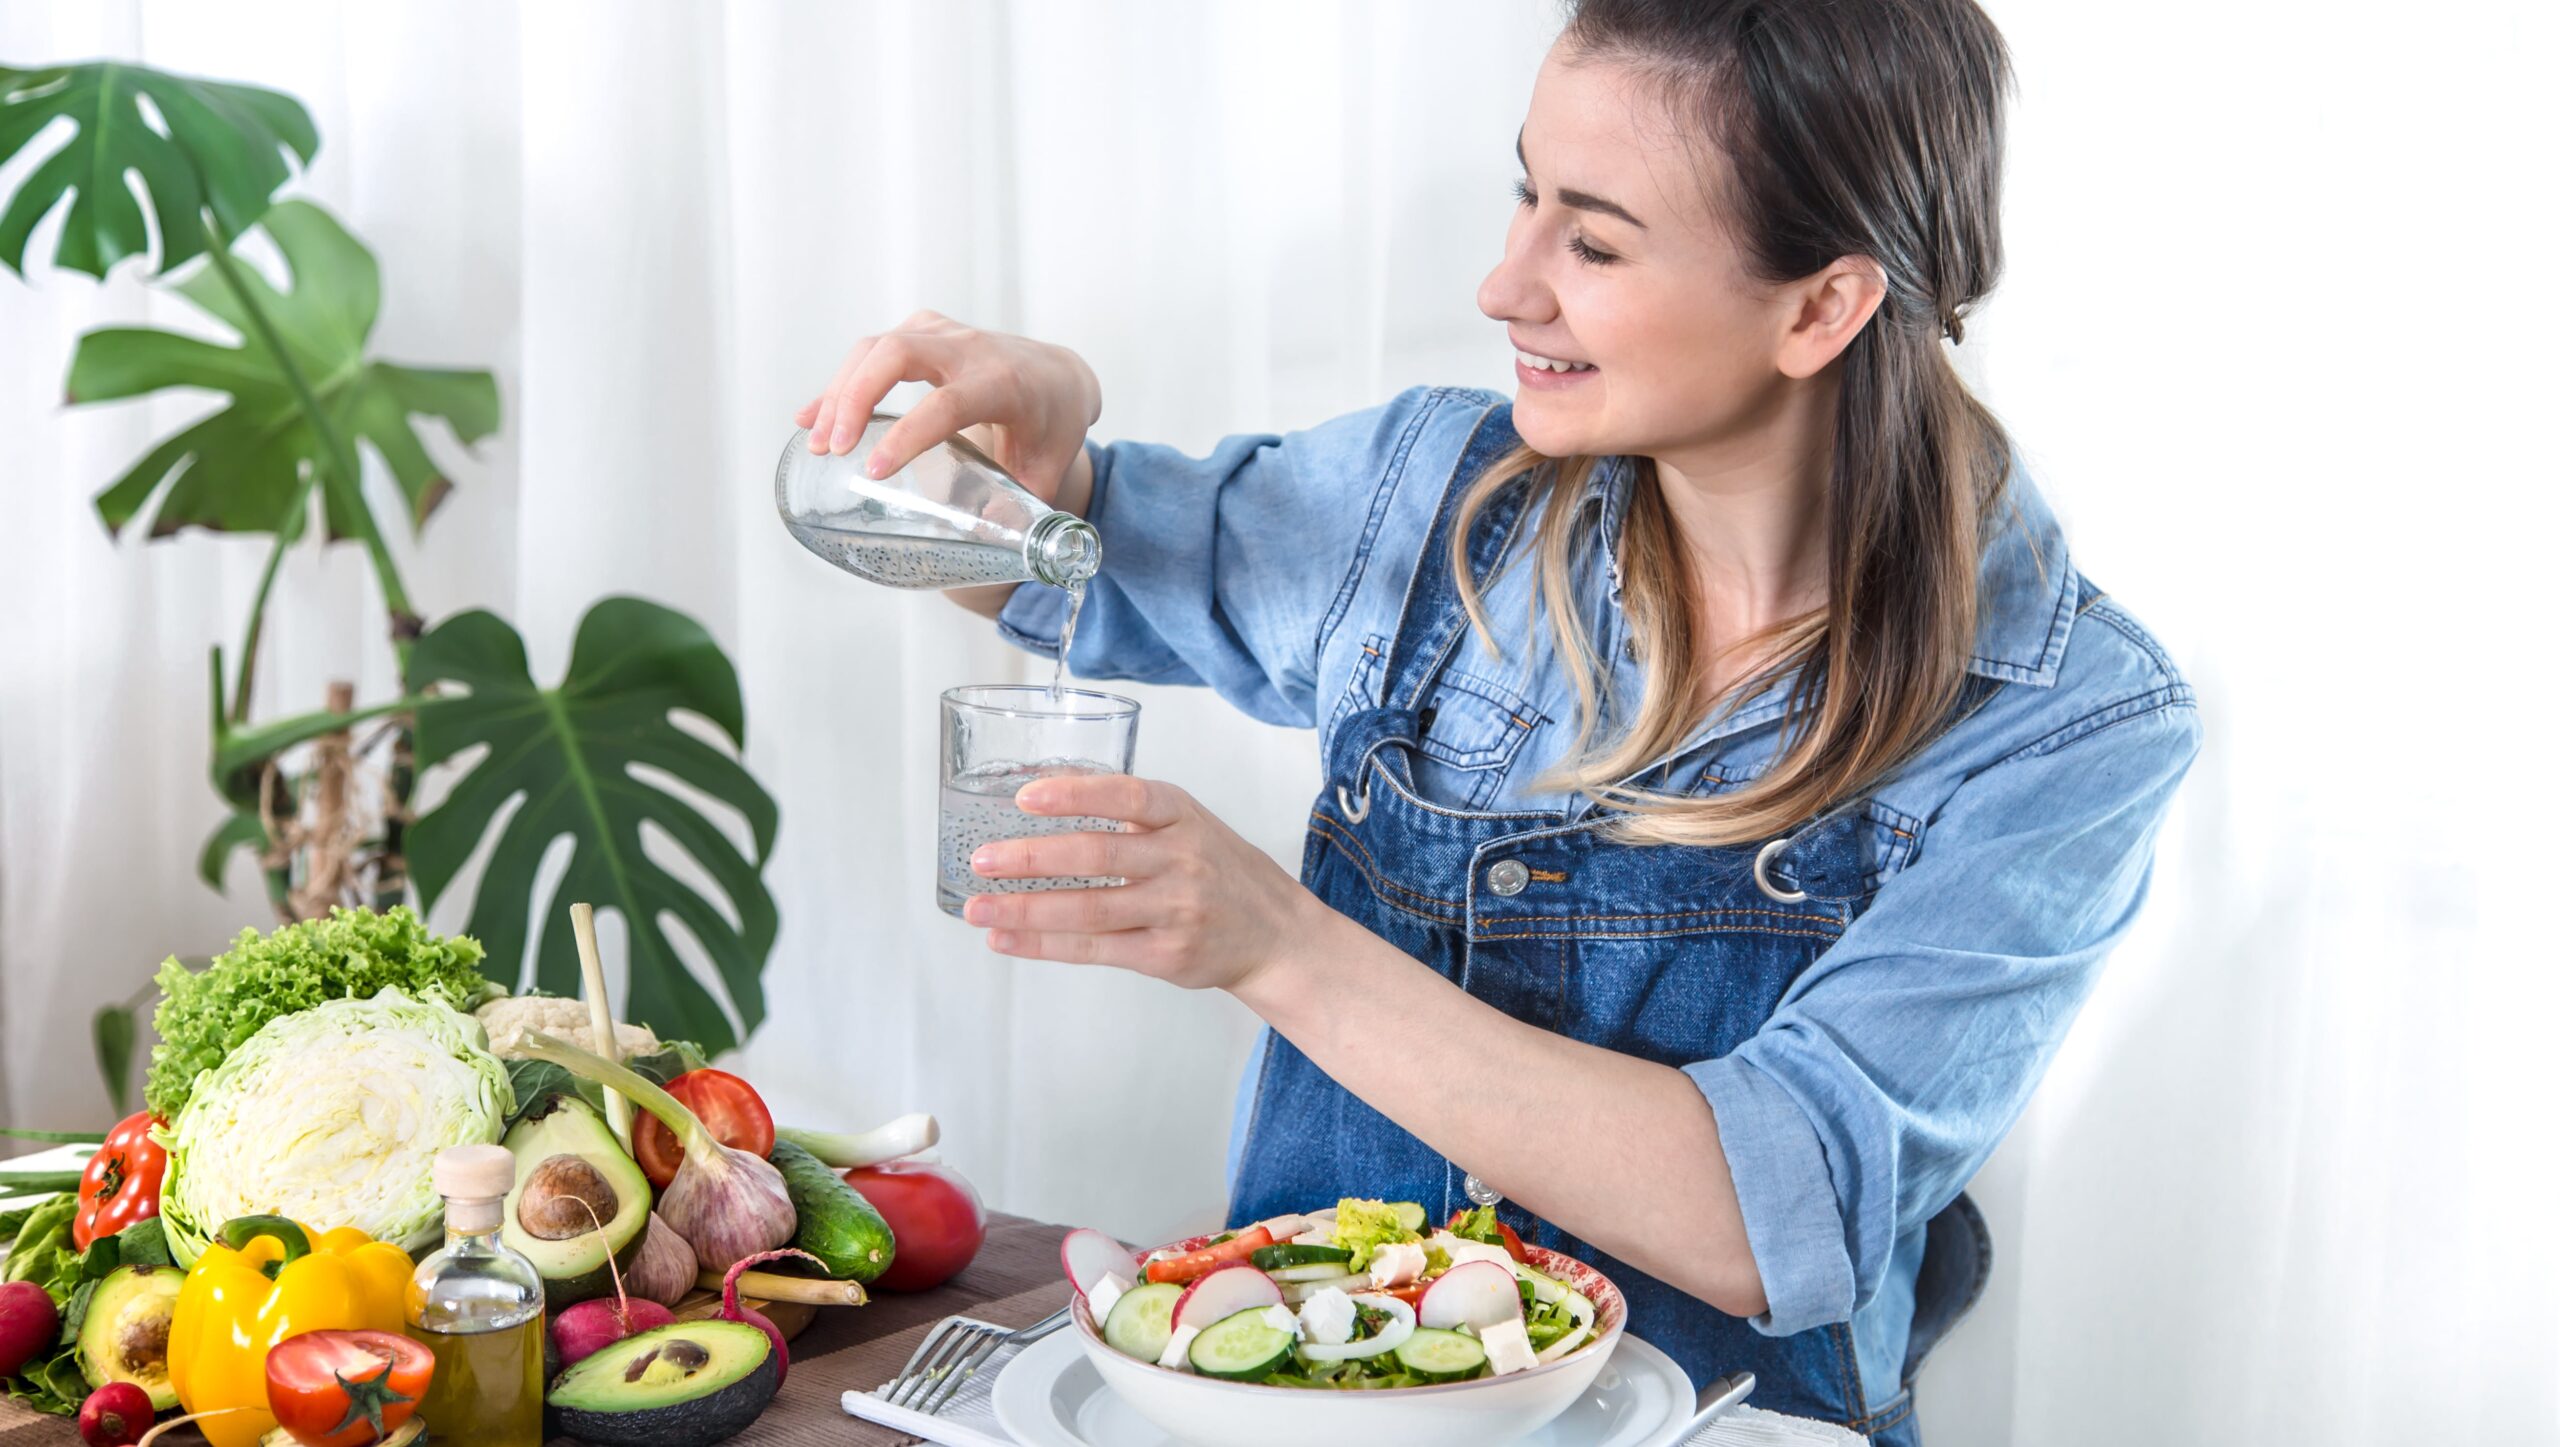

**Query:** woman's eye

left=1568, top=236, right=1618, bottom=266
left=1511, top=178, right=1536, bottom=208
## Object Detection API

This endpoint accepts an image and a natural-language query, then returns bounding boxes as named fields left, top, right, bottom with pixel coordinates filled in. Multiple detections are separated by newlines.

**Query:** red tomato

left=73, top=1112, right=167, bottom=1250
left=844, top=1160, right=987, bottom=1292
left=1444, top=1209, right=1528, bottom=1262
left=1140, top=1226, right=1276, bottom=1286
left=265, top=1330, right=434, bottom=1447
left=632, top=1069, right=775, bottom=1190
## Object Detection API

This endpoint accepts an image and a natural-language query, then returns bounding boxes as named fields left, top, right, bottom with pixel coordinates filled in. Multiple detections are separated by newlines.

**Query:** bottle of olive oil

left=407, top=1144, right=546, bottom=1447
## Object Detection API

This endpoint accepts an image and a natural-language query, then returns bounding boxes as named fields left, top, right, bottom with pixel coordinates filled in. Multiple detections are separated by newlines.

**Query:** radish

left=1418, top=1260, right=1524, bottom=1331
left=722, top=1248, right=829, bottom=1385
left=1170, top=1263, right=1282, bottom=1330
left=0, top=1281, right=58, bottom=1377
left=548, top=1188, right=678, bottom=1369
left=1060, top=1228, right=1139, bottom=1299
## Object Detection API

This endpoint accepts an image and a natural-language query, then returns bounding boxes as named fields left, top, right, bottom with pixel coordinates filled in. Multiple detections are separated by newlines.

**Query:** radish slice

left=1171, top=1264, right=1283, bottom=1330
left=1418, top=1259, right=1524, bottom=1331
left=1062, top=1228, right=1140, bottom=1299
left=1248, top=1213, right=1313, bottom=1241
left=1299, top=1293, right=1415, bottom=1361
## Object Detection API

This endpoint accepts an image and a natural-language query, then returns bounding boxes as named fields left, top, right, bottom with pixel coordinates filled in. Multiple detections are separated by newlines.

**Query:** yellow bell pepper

left=167, top=1215, right=415, bottom=1447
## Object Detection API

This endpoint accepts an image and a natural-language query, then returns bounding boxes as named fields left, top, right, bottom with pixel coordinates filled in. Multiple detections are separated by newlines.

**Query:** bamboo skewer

left=569, top=903, right=633, bottom=1152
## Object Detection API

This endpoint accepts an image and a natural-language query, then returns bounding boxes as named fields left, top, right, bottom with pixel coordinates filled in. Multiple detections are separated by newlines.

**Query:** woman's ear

left=1774, top=256, right=1889, bottom=379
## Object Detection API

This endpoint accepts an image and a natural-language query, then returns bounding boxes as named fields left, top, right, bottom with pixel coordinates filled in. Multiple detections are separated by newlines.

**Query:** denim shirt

left=998, top=386, right=2201, bottom=1405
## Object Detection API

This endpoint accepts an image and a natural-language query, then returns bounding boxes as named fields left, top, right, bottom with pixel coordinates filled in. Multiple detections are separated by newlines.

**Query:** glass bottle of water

left=775, top=415, right=1100, bottom=589
left=405, top=1145, right=545, bottom=1447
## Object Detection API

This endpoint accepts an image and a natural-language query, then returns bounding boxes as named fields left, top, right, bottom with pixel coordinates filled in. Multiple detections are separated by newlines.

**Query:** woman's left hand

left=963, top=773, right=1332, bottom=992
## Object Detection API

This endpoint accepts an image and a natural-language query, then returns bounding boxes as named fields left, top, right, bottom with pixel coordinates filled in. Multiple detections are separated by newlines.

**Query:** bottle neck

left=444, top=1195, right=504, bottom=1245
left=1026, top=510, right=1100, bottom=589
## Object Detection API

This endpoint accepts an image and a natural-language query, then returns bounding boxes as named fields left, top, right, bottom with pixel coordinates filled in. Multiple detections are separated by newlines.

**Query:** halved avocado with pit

left=76, top=1263, right=182, bottom=1410
left=546, top=1319, right=778, bottom=1447
left=501, top=1095, right=651, bottom=1310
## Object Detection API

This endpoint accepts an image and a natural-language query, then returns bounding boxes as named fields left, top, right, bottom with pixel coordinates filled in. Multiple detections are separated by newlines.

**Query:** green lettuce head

left=159, top=987, right=514, bottom=1267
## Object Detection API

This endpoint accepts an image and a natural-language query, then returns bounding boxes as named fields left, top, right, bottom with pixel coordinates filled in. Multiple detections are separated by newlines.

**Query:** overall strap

left=1378, top=405, right=1536, bottom=711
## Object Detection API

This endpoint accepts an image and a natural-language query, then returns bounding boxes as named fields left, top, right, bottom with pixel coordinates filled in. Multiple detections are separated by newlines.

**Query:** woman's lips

left=1516, top=356, right=1597, bottom=389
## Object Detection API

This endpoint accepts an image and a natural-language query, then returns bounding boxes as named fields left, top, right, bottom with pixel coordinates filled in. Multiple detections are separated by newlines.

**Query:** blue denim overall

left=1226, top=410, right=1976, bottom=1445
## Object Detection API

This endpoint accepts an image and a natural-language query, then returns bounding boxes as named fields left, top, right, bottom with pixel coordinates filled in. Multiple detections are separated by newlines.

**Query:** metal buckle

left=1753, top=835, right=1808, bottom=903
left=1335, top=781, right=1372, bottom=823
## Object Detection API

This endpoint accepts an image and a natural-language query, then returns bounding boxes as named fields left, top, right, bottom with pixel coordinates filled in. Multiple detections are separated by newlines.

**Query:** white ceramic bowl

left=1069, top=1237, right=1627, bottom=1447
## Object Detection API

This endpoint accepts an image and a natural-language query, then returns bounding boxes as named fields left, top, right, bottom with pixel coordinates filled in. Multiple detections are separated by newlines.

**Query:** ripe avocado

left=545, top=1319, right=779, bottom=1447
left=501, top=1095, right=651, bottom=1310
left=75, top=1263, right=182, bottom=1410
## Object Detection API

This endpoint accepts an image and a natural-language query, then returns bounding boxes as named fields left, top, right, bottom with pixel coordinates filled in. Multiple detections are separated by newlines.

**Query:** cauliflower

left=475, top=995, right=662, bottom=1059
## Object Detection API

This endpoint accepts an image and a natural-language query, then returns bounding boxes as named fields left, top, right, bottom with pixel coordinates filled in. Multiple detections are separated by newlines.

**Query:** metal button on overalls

left=1486, top=858, right=1530, bottom=896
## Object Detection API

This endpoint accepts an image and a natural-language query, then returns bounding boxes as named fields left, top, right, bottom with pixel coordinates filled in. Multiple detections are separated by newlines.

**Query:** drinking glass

left=938, top=685, right=1142, bottom=918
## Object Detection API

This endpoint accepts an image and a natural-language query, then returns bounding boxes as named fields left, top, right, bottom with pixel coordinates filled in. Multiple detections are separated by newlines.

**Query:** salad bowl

left=1067, top=1232, right=1628, bottom=1447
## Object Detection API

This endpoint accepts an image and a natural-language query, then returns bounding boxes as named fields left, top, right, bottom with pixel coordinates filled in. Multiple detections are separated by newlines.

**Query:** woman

left=799, top=0, right=2197, bottom=1438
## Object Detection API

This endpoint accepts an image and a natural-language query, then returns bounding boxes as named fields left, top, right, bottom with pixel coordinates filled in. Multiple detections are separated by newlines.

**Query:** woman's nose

left=1477, top=221, right=1553, bottom=325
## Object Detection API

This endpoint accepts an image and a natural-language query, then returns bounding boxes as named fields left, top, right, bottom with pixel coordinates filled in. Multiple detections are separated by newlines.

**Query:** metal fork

left=877, top=1304, right=1074, bottom=1414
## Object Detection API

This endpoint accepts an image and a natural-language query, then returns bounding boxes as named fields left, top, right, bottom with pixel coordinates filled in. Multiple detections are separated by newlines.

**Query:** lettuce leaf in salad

left=1329, top=1197, right=1419, bottom=1272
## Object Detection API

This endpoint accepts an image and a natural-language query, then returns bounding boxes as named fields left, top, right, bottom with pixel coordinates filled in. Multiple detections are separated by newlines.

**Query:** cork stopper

left=434, top=1143, right=515, bottom=1209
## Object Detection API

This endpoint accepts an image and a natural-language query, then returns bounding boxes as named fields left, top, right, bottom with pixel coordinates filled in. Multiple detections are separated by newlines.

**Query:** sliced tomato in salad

left=1141, top=1226, right=1275, bottom=1285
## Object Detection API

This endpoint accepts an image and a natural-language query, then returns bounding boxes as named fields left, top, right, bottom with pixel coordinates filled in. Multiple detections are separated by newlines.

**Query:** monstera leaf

left=66, top=198, right=498, bottom=541
left=408, top=598, right=780, bottom=1055
left=0, top=61, right=316, bottom=278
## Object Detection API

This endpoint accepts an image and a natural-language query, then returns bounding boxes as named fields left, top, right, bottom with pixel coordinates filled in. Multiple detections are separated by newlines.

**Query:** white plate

left=993, top=1328, right=1697, bottom=1447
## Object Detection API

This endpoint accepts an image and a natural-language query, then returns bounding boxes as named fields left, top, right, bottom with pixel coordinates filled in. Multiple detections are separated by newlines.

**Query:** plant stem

left=196, top=212, right=418, bottom=671
left=229, top=529, right=292, bottom=723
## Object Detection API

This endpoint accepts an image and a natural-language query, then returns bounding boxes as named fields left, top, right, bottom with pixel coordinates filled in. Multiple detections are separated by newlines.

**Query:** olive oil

left=406, top=1145, right=547, bottom=1447
left=412, top=1313, right=545, bottom=1447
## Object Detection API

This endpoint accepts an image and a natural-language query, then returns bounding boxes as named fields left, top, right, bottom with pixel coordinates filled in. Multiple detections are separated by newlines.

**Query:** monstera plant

left=0, top=60, right=781, bottom=1093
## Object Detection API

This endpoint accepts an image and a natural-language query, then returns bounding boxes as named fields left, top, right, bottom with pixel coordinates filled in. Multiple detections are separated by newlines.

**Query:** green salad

left=1064, top=1198, right=1603, bottom=1389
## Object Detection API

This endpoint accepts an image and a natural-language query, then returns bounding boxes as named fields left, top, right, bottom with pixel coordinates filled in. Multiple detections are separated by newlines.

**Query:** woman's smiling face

left=1478, top=45, right=1796, bottom=463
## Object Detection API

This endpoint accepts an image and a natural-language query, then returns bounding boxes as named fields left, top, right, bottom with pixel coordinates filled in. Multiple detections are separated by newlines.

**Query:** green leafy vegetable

left=159, top=987, right=512, bottom=1266
left=502, top=1039, right=708, bottom=1131
left=1450, top=1205, right=1505, bottom=1247
left=1328, top=1198, right=1420, bottom=1273
left=146, top=905, right=496, bottom=1119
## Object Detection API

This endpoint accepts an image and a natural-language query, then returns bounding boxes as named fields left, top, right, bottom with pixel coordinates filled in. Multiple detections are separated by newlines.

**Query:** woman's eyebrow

left=1516, top=129, right=1649, bottom=231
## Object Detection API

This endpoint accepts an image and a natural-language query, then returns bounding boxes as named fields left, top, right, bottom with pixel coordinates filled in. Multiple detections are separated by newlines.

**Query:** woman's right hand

left=797, top=310, right=1101, bottom=507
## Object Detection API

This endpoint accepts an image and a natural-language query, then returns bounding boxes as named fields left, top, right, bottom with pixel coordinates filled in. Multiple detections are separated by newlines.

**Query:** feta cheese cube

left=1157, top=1323, right=1203, bottom=1372
left=1366, top=1240, right=1428, bottom=1288
left=1297, top=1287, right=1356, bottom=1345
left=1257, top=1304, right=1300, bottom=1335
left=1481, top=1317, right=1538, bottom=1376
left=1085, top=1272, right=1130, bottom=1328
left=1427, top=1231, right=1518, bottom=1272
left=1291, top=1228, right=1336, bottom=1247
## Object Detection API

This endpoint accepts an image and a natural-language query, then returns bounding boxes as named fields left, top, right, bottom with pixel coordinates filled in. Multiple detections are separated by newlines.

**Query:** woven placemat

left=0, top=1214, right=1073, bottom=1446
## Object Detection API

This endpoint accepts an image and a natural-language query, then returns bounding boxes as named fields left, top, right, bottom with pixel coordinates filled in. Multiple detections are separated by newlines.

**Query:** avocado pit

left=519, top=1153, right=622, bottom=1240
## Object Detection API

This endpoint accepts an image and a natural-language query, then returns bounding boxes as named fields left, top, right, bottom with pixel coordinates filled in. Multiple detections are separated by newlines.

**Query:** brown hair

left=1457, top=0, right=2017, bottom=846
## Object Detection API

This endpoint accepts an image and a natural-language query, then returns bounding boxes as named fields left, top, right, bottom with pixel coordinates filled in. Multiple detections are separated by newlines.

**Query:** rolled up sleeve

left=999, top=386, right=1490, bottom=728
left=1686, top=699, right=2203, bottom=1336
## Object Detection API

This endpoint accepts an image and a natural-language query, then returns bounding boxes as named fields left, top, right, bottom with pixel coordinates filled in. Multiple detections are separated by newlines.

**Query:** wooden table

left=0, top=1214, right=1074, bottom=1446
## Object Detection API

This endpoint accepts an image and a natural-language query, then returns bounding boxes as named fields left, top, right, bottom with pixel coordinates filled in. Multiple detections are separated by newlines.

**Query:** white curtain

left=1, top=2, right=2550, bottom=1443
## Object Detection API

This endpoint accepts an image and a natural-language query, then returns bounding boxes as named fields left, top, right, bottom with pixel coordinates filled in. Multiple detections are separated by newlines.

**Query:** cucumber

left=1267, top=1263, right=1359, bottom=1284
left=1104, top=1281, right=1184, bottom=1362
left=1188, top=1308, right=1298, bottom=1381
left=1251, top=1243, right=1353, bottom=1270
left=1390, top=1201, right=1429, bottom=1233
left=769, top=1138, right=897, bottom=1282
left=1395, top=1327, right=1489, bottom=1382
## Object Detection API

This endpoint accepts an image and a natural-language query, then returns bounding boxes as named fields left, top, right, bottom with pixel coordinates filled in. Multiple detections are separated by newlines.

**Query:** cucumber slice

left=1268, top=1263, right=1360, bottom=1284
left=1390, top=1201, right=1428, bottom=1233
left=1188, top=1308, right=1298, bottom=1381
left=1395, top=1327, right=1490, bottom=1382
left=1251, top=1242, right=1354, bottom=1270
left=1103, top=1281, right=1185, bottom=1363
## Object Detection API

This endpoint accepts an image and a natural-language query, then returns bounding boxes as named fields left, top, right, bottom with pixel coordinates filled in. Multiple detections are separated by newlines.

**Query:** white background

left=2, top=2, right=2554, bottom=1442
